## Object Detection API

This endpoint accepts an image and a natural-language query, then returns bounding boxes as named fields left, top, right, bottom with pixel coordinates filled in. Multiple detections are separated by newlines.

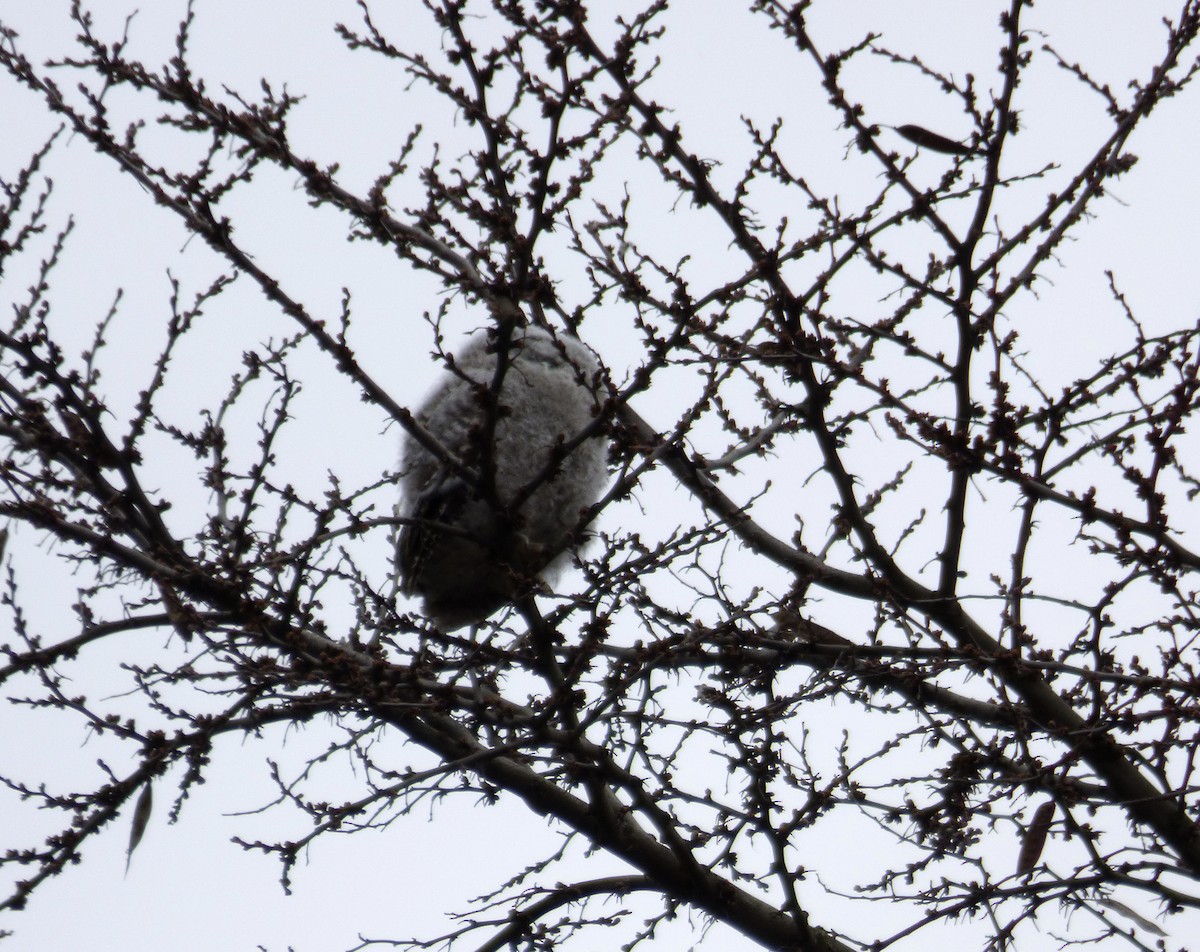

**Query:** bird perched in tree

left=397, top=324, right=608, bottom=629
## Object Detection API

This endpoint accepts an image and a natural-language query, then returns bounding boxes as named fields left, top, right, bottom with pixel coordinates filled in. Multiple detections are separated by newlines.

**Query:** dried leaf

left=1016, top=801, right=1055, bottom=875
left=1096, top=897, right=1168, bottom=937
left=895, top=124, right=974, bottom=156
left=125, top=782, right=154, bottom=876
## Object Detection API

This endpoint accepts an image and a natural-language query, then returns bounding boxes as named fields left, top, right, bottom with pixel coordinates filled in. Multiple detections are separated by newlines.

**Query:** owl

left=397, top=324, right=608, bottom=629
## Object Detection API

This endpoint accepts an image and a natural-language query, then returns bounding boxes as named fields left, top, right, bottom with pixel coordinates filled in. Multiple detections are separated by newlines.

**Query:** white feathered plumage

left=397, top=325, right=608, bottom=629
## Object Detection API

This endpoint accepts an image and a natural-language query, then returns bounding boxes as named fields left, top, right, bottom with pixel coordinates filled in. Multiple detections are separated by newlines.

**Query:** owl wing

left=397, top=472, right=473, bottom=596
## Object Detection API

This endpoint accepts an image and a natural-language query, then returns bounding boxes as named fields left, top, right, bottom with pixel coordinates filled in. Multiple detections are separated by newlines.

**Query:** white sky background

left=1, top=1, right=1199, bottom=950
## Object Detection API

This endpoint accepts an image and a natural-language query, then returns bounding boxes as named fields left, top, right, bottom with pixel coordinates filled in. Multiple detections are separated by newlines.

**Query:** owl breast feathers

left=397, top=325, right=608, bottom=629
